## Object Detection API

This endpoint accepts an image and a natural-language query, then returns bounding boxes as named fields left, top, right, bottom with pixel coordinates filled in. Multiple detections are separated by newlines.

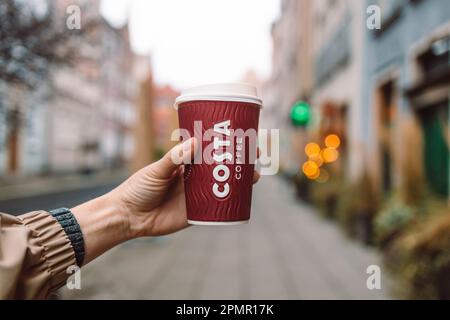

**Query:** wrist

left=71, top=193, right=131, bottom=264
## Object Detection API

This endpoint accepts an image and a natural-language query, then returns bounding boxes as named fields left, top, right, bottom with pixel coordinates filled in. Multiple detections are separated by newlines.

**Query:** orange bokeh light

left=325, top=134, right=341, bottom=149
left=305, top=143, right=321, bottom=157
left=322, top=148, right=339, bottom=163
left=306, top=168, right=321, bottom=180
left=309, top=153, right=324, bottom=167
left=302, top=160, right=319, bottom=177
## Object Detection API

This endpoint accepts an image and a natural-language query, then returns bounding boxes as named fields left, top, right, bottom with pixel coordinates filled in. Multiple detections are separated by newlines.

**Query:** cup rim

left=174, top=83, right=263, bottom=109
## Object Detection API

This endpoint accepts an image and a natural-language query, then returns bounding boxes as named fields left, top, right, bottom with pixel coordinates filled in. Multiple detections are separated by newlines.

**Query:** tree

left=0, top=0, right=99, bottom=161
left=0, top=0, right=98, bottom=88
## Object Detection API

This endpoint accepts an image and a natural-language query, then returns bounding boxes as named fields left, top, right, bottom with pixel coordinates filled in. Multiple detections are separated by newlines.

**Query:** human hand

left=110, top=137, right=261, bottom=238
left=73, top=137, right=260, bottom=264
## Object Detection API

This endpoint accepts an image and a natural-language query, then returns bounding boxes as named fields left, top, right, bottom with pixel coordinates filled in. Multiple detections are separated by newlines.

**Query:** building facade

left=266, top=0, right=313, bottom=173
left=0, top=81, right=51, bottom=176
left=48, top=0, right=139, bottom=174
left=48, top=16, right=138, bottom=173
left=310, top=0, right=366, bottom=180
left=362, top=0, right=450, bottom=199
left=0, top=0, right=141, bottom=177
left=153, top=85, right=180, bottom=155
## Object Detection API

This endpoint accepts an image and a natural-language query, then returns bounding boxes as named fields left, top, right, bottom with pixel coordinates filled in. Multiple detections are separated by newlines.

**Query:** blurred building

left=265, top=0, right=313, bottom=173
left=153, top=85, right=180, bottom=156
left=268, top=0, right=449, bottom=203
left=310, top=0, right=366, bottom=180
left=131, top=56, right=155, bottom=173
left=361, top=0, right=450, bottom=199
left=0, top=82, right=50, bottom=176
left=0, top=0, right=142, bottom=177
left=49, top=0, right=138, bottom=174
left=0, top=0, right=55, bottom=176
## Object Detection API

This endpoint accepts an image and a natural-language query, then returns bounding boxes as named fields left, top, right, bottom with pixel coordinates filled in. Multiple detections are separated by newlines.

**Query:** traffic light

left=290, top=101, right=311, bottom=127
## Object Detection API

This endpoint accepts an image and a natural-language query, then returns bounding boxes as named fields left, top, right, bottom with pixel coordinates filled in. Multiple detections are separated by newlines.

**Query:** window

left=418, top=36, right=450, bottom=81
left=378, top=80, right=397, bottom=193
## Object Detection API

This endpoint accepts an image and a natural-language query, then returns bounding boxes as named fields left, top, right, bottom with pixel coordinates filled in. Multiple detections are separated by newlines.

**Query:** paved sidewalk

left=61, top=176, right=392, bottom=299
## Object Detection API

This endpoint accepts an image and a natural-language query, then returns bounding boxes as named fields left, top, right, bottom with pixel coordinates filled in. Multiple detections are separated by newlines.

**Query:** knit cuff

left=49, top=208, right=85, bottom=267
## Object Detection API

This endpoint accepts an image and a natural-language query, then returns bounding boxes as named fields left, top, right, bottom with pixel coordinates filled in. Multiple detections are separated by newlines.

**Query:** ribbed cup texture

left=178, top=100, right=260, bottom=222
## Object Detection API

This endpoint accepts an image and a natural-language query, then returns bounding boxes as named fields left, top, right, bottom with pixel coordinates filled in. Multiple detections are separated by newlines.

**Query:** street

left=34, top=175, right=394, bottom=300
left=0, top=181, right=122, bottom=216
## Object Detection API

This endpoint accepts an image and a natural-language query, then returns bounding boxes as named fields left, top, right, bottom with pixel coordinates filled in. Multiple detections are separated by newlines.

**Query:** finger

left=257, top=147, right=261, bottom=159
left=153, top=137, right=198, bottom=179
left=169, top=166, right=183, bottom=180
left=252, top=170, right=260, bottom=184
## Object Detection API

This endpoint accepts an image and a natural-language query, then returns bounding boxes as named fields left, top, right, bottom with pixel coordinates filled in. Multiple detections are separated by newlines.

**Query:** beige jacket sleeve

left=0, top=211, right=76, bottom=299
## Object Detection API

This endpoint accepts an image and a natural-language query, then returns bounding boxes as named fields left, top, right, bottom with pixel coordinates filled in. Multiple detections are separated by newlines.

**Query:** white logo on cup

left=170, top=122, right=280, bottom=176
left=212, top=120, right=232, bottom=198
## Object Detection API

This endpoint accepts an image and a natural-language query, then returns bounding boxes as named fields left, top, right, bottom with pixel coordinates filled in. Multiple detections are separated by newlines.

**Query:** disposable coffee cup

left=175, top=83, right=262, bottom=225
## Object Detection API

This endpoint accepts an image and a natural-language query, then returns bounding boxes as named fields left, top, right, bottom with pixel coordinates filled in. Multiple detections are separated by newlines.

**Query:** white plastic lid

left=174, top=83, right=262, bottom=109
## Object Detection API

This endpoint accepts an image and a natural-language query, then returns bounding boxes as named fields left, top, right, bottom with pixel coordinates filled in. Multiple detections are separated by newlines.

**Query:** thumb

left=153, top=137, right=198, bottom=179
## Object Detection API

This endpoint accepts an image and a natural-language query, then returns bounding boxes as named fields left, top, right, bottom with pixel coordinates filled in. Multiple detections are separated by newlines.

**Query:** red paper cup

left=175, top=83, right=262, bottom=225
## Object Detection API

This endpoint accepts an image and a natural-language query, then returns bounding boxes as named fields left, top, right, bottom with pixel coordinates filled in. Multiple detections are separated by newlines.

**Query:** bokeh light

left=316, top=168, right=329, bottom=183
left=290, top=101, right=311, bottom=127
left=302, top=160, right=319, bottom=177
left=306, top=168, right=321, bottom=180
left=305, top=143, right=321, bottom=157
left=325, top=134, right=340, bottom=149
left=321, top=148, right=339, bottom=163
left=309, top=153, right=324, bottom=167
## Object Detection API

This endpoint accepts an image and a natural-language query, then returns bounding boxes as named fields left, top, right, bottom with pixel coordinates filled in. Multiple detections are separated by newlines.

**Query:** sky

left=100, top=0, right=280, bottom=89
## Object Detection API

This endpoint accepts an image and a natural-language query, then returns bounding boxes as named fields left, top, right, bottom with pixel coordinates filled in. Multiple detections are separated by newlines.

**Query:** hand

left=111, top=137, right=261, bottom=238
left=73, top=137, right=260, bottom=264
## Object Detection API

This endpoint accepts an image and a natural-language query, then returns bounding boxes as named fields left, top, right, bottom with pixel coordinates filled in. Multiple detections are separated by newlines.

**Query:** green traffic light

left=290, top=101, right=311, bottom=127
